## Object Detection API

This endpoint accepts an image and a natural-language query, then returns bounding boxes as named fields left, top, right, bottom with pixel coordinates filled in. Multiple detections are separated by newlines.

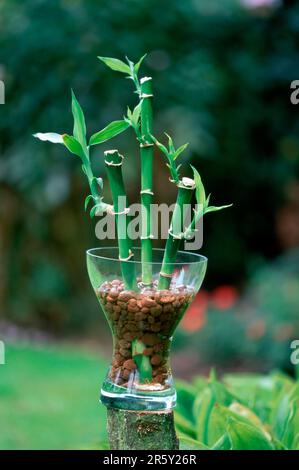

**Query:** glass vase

left=87, top=247, right=207, bottom=411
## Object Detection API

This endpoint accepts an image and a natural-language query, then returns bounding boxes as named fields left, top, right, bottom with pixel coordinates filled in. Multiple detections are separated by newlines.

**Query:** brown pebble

left=118, top=291, right=132, bottom=302
left=151, top=323, right=161, bottom=332
left=128, top=305, right=139, bottom=313
left=143, top=348, right=153, bottom=356
left=151, top=354, right=162, bottom=366
left=142, top=298, right=156, bottom=308
left=123, top=332, right=135, bottom=341
left=148, top=316, right=155, bottom=324
left=160, top=296, right=174, bottom=304
left=113, top=305, right=121, bottom=313
left=128, top=298, right=137, bottom=307
left=141, top=307, right=149, bottom=314
left=142, top=333, right=159, bottom=346
left=109, top=288, right=119, bottom=298
left=121, top=368, right=131, bottom=380
left=123, top=359, right=136, bottom=370
left=119, top=339, right=130, bottom=349
left=120, top=348, right=131, bottom=358
left=150, top=305, right=162, bottom=316
left=105, top=302, right=113, bottom=312
left=153, top=374, right=164, bottom=384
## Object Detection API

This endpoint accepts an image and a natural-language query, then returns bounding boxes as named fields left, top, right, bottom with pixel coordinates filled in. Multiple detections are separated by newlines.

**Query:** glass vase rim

left=86, top=246, right=208, bottom=266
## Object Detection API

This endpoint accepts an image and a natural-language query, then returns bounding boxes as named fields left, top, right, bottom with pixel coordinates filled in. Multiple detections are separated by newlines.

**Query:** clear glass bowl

left=87, top=247, right=207, bottom=411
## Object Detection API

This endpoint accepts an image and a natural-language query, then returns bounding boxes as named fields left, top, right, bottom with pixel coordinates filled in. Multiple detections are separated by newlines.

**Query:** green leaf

left=193, top=386, right=215, bottom=444
left=84, top=195, right=95, bottom=211
left=191, top=165, right=206, bottom=207
left=173, top=143, right=189, bottom=160
left=165, top=133, right=175, bottom=154
left=151, top=135, right=169, bottom=157
left=90, top=203, right=103, bottom=218
left=175, top=412, right=197, bottom=439
left=178, top=435, right=209, bottom=450
left=62, top=134, right=85, bottom=159
left=33, top=132, right=64, bottom=144
left=132, top=101, right=142, bottom=127
left=212, top=433, right=232, bottom=450
left=134, top=53, right=147, bottom=74
left=98, top=56, right=131, bottom=75
left=71, top=90, right=86, bottom=148
left=204, top=204, right=233, bottom=214
left=89, top=120, right=130, bottom=146
left=227, top=417, right=274, bottom=450
left=274, top=383, right=299, bottom=448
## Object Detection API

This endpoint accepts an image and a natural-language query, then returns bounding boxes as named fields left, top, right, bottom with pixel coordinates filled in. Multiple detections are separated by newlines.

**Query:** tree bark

left=107, top=408, right=179, bottom=450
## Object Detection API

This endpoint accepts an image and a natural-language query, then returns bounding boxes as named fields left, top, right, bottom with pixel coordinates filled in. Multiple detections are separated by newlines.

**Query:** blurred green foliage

left=1, top=0, right=299, bottom=331
left=0, top=343, right=107, bottom=449
left=174, top=370, right=299, bottom=450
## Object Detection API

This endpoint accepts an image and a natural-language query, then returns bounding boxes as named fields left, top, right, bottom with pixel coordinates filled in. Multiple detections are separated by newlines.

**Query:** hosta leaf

left=274, top=383, right=299, bottom=448
left=175, top=380, right=197, bottom=425
left=212, top=433, right=231, bottom=450
left=62, top=134, right=85, bottom=159
left=227, top=417, right=274, bottom=450
left=71, top=90, right=86, bottom=148
left=98, top=56, right=131, bottom=75
left=33, top=132, right=63, bottom=144
left=134, top=53, right=147, bottom=74
left=89, top=120, right=130, bottom=146
left=193, top=386, right=215, bottom=444
left=173, top=143, right=189, bottom=160
left=178, top=435, right=209, bottom=450
left=174, top=412, right=197, bottom=440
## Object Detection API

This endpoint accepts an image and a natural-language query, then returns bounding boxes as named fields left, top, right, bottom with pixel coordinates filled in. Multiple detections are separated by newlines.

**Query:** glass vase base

left=100, top=388, right=176, bottom=411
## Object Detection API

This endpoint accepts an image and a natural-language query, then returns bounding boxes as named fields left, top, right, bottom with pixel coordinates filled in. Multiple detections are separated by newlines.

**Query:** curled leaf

left=71, top=90, right=86, bottom=148
left=33, top=132, right=64, bottom=144
left=62, top=134, right=85, bottom=159
left=84, top=194, right=95, bottom=211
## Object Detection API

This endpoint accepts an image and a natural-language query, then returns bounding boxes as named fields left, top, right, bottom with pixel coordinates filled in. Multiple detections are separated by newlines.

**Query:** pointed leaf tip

left=98, top=56, right=131, bottom=75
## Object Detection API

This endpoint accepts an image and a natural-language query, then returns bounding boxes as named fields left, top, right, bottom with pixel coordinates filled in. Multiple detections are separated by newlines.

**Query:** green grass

left=0, top=343, right=108, bottom=450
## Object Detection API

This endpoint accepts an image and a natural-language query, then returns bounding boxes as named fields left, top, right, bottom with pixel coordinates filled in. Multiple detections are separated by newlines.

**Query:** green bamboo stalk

left=104, top=150, right=138, bottom=291
left=140, top=77, right=154, bottom=286
left=158, top=177, right=195, bottom=290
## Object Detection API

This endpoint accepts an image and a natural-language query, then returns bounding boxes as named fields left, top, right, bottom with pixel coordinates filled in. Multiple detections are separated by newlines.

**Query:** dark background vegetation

left=0, top=0, right=299, bottom=441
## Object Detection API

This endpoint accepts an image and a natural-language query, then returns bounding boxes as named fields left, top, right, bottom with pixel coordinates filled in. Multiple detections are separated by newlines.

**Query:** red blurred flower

left=210, top=285, right=238, bottom=310
left=181, top=290, right=209, bottom=332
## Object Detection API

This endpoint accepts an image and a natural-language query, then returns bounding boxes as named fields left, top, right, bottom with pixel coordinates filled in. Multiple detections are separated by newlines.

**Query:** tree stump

left=107, top=408, right=179, bottom=450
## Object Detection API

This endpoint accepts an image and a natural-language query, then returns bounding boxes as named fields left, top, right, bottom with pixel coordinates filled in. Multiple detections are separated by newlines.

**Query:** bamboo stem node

left=159, top=272, right=173, bottom=278
left=140, top=189, right=154, bottom=195
left=168, top=228, right=184, bottom=240
left=140, top=93, right=154, bottom=99
left=119, top=249, right=134, bottom=262
left=140, top=142, right=154, bottom=148
left=110, top=207, right=130, bottom=216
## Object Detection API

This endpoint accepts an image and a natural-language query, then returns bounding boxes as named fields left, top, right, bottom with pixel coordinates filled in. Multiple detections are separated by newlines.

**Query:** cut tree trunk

left=107, top=408, right=179, bottom=450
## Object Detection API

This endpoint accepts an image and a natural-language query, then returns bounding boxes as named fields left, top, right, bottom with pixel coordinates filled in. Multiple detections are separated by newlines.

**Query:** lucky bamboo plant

left=34, top=54, right=230, bottom=292
left=34, top=54, right=232, bottom=449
